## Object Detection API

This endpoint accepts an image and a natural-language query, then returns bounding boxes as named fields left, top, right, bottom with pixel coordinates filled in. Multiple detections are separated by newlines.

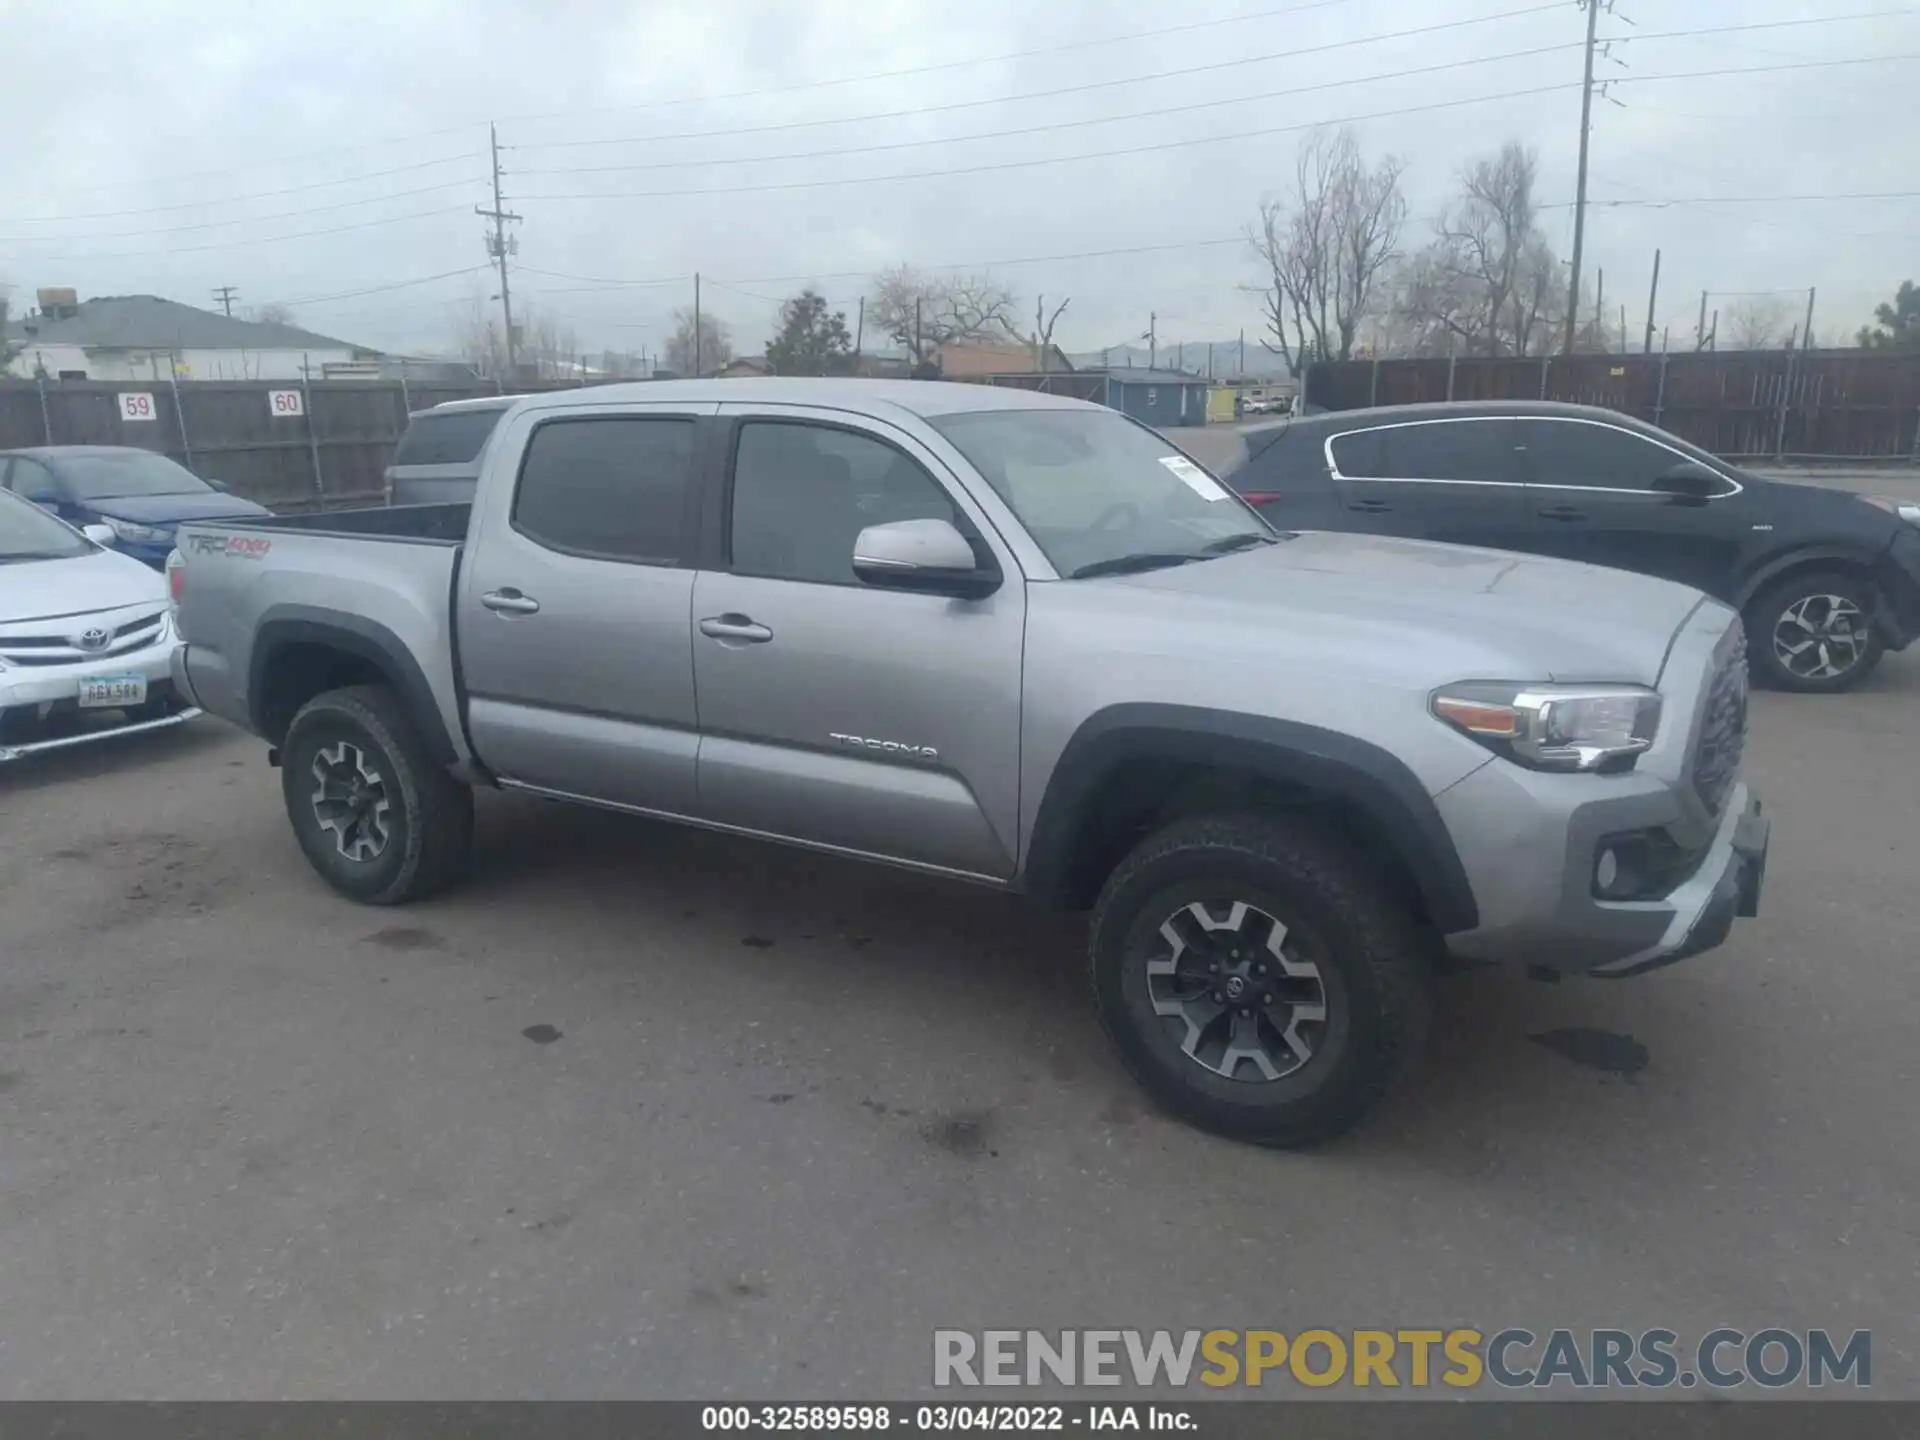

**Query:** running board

left=0, top=708, right=203, bottom=763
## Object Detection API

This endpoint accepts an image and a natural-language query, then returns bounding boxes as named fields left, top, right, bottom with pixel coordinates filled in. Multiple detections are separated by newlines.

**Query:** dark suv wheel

left=280, top=684, right=473, bottom=904
left=1746, top=568, right=1884, bottom=693
left=1088, top=813, right=1434, bottom=1148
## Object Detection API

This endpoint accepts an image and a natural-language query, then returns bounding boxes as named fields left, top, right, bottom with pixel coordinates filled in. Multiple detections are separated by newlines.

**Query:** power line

left=1545, top=189, right=1920, bottom=208
left=512, top=81, right=1584, bottom=204
left=11, top=1, right=1363, bottom=201
left=1611, top=8, right=1920, bottom=45
left=262, top=266, right=494, bottom=309
left=492, top=0, right=1370, bottom=128
left=0, top=206, right=469, bottom=263
left=516, top=42, right=1583, bottom=179
left=0, top=180, right=481, bottom=245
left=5, top=153, right=486, bottom=223
left=510, top=3, right=1567, bottom=154
left=1610, top=52, right=1920, bottom=86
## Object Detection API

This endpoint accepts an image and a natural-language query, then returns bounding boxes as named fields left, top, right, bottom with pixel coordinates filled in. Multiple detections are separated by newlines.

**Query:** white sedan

left=0, top=488, right=198, bottom=762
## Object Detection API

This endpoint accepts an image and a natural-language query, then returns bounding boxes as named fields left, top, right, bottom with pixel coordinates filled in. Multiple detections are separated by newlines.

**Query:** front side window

left=730, top=421, right=958, bottom=586
left=512, top=417, right=694, bottom=562
left=1517, top=419, right=1718, bottom=492
left=933, top=408, right=1269, bottom=577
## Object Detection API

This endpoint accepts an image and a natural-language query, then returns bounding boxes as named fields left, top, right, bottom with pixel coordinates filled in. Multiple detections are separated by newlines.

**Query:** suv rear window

left=392, top=409, right=505, bottom=466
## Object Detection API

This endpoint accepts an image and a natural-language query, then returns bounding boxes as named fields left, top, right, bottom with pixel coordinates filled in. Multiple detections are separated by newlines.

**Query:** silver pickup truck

left=170, top=379, right=1770, bottom=1146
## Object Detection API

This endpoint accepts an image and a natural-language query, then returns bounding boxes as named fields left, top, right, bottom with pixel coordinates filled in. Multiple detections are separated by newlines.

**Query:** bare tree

left=253, top=302, right=296, bottom=327
left=1248, top=128, right=1407, bottom=372
left=1004, top=293, right=1071, bottom=369
left=867, top=265, right=1018, bottom=362
left=0, top=282, right=20, bottom=373
left=521, top=309, right=582, bottom=380
left=664, top=306, right=732, bottom=375
left=1726, top=296, right=1794, bottom=350
left=455, top=297, right=509, bottom=378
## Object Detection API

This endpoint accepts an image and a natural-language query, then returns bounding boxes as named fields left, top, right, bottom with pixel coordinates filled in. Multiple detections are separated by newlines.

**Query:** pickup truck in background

left=170, top=379, right=1770, bottom=1147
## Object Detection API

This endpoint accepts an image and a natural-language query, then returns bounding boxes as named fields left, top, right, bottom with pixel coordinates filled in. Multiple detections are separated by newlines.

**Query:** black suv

left=1227, top=400, right=1920, bottom=692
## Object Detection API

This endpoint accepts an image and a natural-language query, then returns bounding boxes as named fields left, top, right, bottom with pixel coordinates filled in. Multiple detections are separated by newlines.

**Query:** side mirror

left=82, top=523, right=115, bottom=546
left=1652, top=463, right=1721, bottom=501
left=852, top=518, right=1000, bottom=600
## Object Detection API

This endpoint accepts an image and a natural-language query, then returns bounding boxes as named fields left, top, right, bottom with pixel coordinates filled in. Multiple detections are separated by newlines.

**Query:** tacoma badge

left=829, top=732, right=939, bottom=762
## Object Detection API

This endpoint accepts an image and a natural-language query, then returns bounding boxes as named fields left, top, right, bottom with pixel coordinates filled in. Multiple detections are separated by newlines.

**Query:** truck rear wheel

left=280, top=684, right=473, bottom=905
left=1088, top=813, right=1433, bottom=1148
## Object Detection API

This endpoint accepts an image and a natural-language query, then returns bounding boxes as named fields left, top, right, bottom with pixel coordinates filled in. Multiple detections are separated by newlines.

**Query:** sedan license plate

left=78, top=673, right=147, bottom=708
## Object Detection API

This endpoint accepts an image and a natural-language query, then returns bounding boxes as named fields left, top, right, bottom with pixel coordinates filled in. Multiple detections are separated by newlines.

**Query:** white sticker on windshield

left=1159, top=454, right=1229, bottom=501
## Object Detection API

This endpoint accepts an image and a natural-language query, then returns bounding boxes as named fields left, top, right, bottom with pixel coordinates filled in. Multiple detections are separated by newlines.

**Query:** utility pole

left=1709, top=309, right=1719, bottom=351
left=854, top=296, right=865, bottom=365
left=1148, top=311, right=1157, bottom=369
left=914, top=297, right=923, bottom=365
left=693, top=273, right=703, bottom=376
left=1696, top=290, right=1709, bottom=351
left=1562, top=0, right=1602, bottom=355
left=1620, top=305, right=1627, bottom=355
left=1642, top=249, right=1661, bottom=354
left=1207, top=342, right=1214, bottom=380
left=1801, top=287, right=1818, bottom=352
left=212, top=286, right=238, bottom=318
left=475, top=122, right=521, bottom=376
left=1593, top=268, right=1604, bottom=352
left=1238, top=328, right=1245, bottom=376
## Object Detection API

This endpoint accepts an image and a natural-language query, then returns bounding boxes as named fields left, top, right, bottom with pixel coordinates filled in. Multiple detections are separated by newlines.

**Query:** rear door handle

left=699, top=614, right=773, bottom=644
left=1347, top=498, right=1393, bottom=513
left=481, top=588, right=541, bottom=614
left=1537, top=504, right=1587, bottom=522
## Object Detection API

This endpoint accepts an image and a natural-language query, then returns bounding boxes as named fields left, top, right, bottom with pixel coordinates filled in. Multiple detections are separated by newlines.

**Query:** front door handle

left=1537, top=504, right=1587, bottom=522
left=699, top=614, right=773, bottom=644
left=481, top=588, right=541, bottom=615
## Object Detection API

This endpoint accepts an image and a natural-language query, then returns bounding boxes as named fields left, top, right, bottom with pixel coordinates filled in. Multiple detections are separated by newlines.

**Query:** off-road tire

left=280, top=684, right=473, bottom=904
left=1745, top=568, right=1884, bottom=694
left=1089, top=813, right=1434, bottom=1148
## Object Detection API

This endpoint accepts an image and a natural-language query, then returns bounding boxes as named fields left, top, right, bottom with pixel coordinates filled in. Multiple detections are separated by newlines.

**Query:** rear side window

left=1331, top=419, right=1514, bottom=483
left=392, top=409, right=505, bottom=466
left=512, top=417, right=695, bottom=563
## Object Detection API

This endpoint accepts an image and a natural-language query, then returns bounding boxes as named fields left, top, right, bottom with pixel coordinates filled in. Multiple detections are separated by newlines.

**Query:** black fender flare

left=1022, top=703, right=1480, bottom=934
left=1733, top=545, right=1885, bottom=610
left=249, top=606, right=457, bottom=766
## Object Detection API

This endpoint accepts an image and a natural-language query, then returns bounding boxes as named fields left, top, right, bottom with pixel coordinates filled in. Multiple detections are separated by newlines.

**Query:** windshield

left=929, top=408, right=1272, bottom=577
left=0, top=489, right=91, bottom=562
left=57, top=451, right=211, bottom=501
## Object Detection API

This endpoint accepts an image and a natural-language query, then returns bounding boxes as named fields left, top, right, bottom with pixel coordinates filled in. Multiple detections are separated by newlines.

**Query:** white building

left=4, top=291, right=375, bottom=382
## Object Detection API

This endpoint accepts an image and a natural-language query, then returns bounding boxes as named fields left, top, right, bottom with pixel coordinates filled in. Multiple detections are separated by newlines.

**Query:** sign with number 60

left=268, top=389, right=306, bottom=418
left=118, top=392, right=157, bottom=422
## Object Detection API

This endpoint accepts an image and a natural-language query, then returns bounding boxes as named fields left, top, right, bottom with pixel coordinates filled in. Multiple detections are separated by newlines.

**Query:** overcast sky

left=1, top=0, right=1913, bottom=362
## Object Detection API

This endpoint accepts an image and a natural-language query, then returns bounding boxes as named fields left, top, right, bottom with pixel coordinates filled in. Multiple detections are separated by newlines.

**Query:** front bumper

left=0, top=638, right=198, bottom=762
left=1875, top=525, right=1920, bottom=652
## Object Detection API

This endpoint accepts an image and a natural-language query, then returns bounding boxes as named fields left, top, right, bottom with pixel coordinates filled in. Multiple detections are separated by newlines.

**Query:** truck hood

left=1097, top=530, right=1711, bottom=686
left=0, top=546, right=169, bottom=624
left=84, top=492, right=272, bottom=525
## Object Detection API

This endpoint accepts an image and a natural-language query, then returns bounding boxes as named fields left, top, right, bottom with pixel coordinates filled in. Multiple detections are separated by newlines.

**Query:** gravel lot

left=2, top=644, right=1915, bottom=1399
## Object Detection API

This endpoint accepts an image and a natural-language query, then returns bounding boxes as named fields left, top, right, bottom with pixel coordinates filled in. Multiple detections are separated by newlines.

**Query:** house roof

left=4, top=294, right=364, bottom=352
left=934, top=342, right=1071, bottom=377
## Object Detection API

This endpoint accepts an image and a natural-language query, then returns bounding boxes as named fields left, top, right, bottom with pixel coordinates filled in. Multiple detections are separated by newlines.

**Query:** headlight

left=1863, top=497, right=1920, bottom=524
left=1431, top=681, right=1662, bottom=772
left=102, top=516, right=172, bottom=544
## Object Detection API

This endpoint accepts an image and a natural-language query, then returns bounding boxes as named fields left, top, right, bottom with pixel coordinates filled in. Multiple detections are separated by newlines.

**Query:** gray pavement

left=2, top=655, right=1917, bottom=1399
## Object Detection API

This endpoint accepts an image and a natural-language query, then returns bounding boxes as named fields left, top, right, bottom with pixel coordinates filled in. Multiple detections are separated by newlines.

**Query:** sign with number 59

left=268, top=389, right=306, bottom=418
left=118, top=391, right=157, bottom=422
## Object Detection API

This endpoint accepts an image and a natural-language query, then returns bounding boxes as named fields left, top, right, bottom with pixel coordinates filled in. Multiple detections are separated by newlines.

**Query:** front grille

left=1690, top=633, right=1750, bottom=815
left=0, top=611, right=165, bottom=667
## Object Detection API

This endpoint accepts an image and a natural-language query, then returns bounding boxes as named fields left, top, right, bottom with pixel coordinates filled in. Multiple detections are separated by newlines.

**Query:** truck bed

left=215, top=502, right=472, bottom=543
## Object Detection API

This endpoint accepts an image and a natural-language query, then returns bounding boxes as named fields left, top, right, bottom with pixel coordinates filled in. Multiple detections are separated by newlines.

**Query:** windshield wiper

left=1069, top=552, right=1199, bottom=579
left=0, top=550, right=80, bottom=564
left=1196, top=532, right=1281, bottom=556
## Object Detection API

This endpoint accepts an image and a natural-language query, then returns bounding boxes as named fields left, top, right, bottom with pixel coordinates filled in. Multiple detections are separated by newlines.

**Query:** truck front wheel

left=280, top=684, right=473, bottom=905
left=1088, top=814, right=1434, bottom=1148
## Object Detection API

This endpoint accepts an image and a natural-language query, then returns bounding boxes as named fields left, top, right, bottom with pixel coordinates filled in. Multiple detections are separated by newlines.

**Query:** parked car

left=385, top=395, right=522, bottom=506
left=0, top=445, right=271, bottom=568
left=0, top=488, right=198, bottom=762
left=170, top=379, right=1767, bottom=1147
left=1223, top=401, right=1920, bottom=693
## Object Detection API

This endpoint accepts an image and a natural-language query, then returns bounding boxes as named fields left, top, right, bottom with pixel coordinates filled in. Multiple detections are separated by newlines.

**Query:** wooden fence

left=0, top=377, right=604, bottom=512
left=1305, top=349, right=1920, bottom=462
